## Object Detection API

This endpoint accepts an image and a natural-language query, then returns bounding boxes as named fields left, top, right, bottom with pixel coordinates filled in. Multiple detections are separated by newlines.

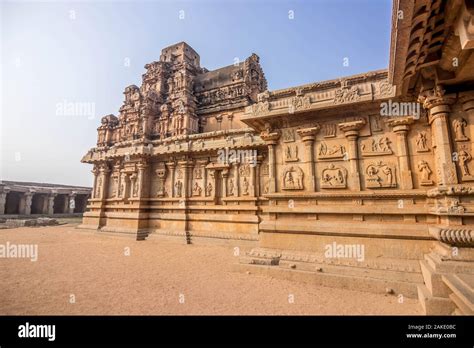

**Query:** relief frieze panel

left=365, top=161, right=397, bottom=188
left=321, top=164, right=348, bottom=189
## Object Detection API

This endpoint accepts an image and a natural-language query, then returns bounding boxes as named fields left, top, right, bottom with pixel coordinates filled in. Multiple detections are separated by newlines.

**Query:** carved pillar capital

left=260, top=131, right=280, bottom=145
left=459, top=91, right=474, bottom=112
left=418, top=87, right=456, bottom=124
left=386, top=116, right=415, bottom=133
left=338, top=119, right=366, bottom=138
left=296, top=125, right=320, bottom=142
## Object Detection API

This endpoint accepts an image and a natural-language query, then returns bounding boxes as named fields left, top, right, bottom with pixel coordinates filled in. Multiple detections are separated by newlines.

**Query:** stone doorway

left=5, top=192, right=21, bottom=214
left=31, top=194, right=47, bottom=214
left=53, top=195, right=67, bottom=214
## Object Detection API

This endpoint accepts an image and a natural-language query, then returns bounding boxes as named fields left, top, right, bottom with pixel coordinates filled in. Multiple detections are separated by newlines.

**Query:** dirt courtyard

left=0, top=222, right=422, bottom=315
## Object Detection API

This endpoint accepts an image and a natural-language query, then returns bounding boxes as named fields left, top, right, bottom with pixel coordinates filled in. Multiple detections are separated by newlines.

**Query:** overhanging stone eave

left=388, top=0, right=415, bottom=95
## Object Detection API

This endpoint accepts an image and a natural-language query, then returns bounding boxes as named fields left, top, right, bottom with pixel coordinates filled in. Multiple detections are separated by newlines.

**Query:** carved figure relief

left=453, top=118, right=469, bottom=141
left=321, top=164, right=347, bottom=188
left=175, top=181, right=183, bottom=197
left=459, top=149, right=474, bottom=180
left=228, top=178, right=235, bottom=196
left=206, top=182, right=213, bottom=197
left=177, top=169, right=183, bottom=180
left=415, top=131, right=430, bottom=152
left=282, top=128, right=296, bottom=143
left=318, top=142, right=346, bottom=160
left=194, top=167, right=203, bottom=179
left=289, top=95, right=311, bottom=112
left=192, top=182, right=202, bottom=196
left=261, top=163, right=269, bottom=176
left=282, top=166, right=304, bottom=190
left=361, top=137, right=392, bottom=156
left=242, top=177, right=249, bottom=195
left=239, top=164, right=250, bottom=177
left=333, top=83, right=360, bottom=104
left=365, top=161, right=397, bottom=188
left=418, top=160, right=434, bottom=186
left=284, top=144, right=299, bottom=162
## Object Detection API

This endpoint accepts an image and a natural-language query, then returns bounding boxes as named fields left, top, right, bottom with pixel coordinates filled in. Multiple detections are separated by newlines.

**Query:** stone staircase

left=417, top=249, right=474, bottom=315
left=442, top=274, right=474, bottom=315
left=238, top=247, right=424, bottom=298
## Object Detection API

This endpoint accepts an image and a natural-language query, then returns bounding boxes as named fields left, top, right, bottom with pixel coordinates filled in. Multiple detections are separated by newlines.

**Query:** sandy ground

left=0, top=223, right=422, bottom=315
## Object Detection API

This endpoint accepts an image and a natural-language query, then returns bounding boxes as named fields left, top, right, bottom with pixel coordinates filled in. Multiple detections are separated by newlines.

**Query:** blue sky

left=1, top=0, right=392, bottom=186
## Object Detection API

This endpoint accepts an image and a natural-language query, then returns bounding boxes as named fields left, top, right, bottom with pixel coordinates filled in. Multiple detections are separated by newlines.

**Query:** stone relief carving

left=321, top=164, right=347, bottom=188
left=415, top=131, right=430, bottom=152
left=365, top=161, right=397, bottom=188
left=370, top=115, right=383, bottom=132
left=177, top=169, right=183, bottom=180
left=323, top=124, right=337, bottom=138
left=289, top=95, right=311, bottom=112
left=453, top=118, right=469, bottom=141
left=333, top=80, right=360, bottom=104
left=282, top=166, right=304, bottom=190
left=284, top=144, right=299, bottom=162
left=239, top=164, right=251, bottom=177
left=228, top=178, right=235, bottom=196
left=418, top=160, right=434, bottom=186
left=205, top=182, right=213, bottom=197
left=449, top=200, right=466, bottom=214
left=282, top=128, right=296, bottom=142
left=194, top=167, right=203, bottom=179
left=174, top=181, right=183, bottom=197
left=318, top=142, right=346, bottom=160
left=378, top=81, right=394, bottom=97
left=192, top=182, right=202, bottom=196
left=459, top=149, right=474, bottom=181
left=242, top=177, right=249, bottom=195
left=361, top=137, right=392, bottom=156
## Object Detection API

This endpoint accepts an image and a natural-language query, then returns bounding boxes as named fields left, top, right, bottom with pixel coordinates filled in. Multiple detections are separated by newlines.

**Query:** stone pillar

left=208, top=169, right=217, bottom=202
left=260, top=131, right=280, bottom=193
left=222, top=169, right=229, bottom=198
left=418, top=88, right=457, bottom=185
left=137, top=162, right=149, bottom=198
left=20, top=192, right=33, bottom=215
left=166, top=161, right=176, bottom=198
left=178, top=160, right=193, bottom=199
left=68, top=193, right=77, bottom=214
left=256, top=155, right=264, bottom=197
left=39, top=195, right=47, bottom=214
left=249, top=162, right=256, bottom=197
left=47, top=194, right=56, bottom=215
left=61, top=194, right=69, bottom=213
left=460, top=90, right=474, bottom=119
left=98, top=166, right=111, bottom=200
left=92, top=167, right=99, bottom=198
left=0, top=191, right=7, bottom=215
left=297, top=126, right=320, bottom=191
left=387, top=116, right=415, bottom=189
left=338, top=119, right=366, bottom=191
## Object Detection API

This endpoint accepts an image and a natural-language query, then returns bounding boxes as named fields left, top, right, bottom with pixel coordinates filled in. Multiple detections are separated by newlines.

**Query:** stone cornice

left=241, top=72, right=395, bottom=122
left=82, top=129, right=265, bottom=164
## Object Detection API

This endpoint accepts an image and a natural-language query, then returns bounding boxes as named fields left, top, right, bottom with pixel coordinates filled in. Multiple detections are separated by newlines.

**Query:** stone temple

left=81, top=0, right=474, bottom=315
